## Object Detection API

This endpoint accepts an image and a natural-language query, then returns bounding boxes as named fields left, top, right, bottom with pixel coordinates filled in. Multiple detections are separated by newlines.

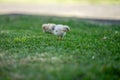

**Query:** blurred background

left=0, top=0, right=120, bottom=21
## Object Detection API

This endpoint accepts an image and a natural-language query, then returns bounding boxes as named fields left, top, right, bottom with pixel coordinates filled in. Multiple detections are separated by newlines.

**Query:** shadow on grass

left=0, top=13, right=120, bottom=25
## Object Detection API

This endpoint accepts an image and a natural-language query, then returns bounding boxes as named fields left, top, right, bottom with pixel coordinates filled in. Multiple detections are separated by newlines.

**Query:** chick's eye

left=56, top=30, right=58, bottom=32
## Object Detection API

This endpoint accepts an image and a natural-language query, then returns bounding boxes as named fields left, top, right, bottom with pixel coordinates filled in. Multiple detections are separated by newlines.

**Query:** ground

left=0, top=3, right=120, bottom=20
left=0, top=14, right=120, bottom=80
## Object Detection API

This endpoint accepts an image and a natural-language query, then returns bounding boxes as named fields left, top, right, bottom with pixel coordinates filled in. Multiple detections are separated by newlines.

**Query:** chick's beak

left=66, top=28, right=70, bottom=32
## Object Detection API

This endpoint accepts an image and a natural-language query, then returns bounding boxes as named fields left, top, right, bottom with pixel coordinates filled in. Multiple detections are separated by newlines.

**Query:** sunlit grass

left=0, top=14, right=120, bottom=80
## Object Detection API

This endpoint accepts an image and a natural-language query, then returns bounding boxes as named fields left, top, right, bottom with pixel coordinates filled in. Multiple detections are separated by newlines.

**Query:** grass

left=0, top=14, right=120, bottom=80
left=0, top=0, right=120, bottom=4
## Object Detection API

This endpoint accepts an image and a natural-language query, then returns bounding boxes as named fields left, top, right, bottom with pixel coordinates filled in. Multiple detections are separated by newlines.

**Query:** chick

left=42, top=23, right=56, bottom=34
left=53, top=24, right=70, bottom=39
left=42, top=23, right=70, bottom=39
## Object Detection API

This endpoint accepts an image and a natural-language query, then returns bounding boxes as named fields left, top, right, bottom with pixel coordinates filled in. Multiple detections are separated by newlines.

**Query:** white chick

left=42, top=23, right=70, bottom=39
left=53, top=24, right=70, bottom=39
left=42, top=23, right=56, bottom=34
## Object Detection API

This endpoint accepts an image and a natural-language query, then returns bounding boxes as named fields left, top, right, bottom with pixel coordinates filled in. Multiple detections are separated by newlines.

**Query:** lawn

left=0, top=14, right=120, bottom=80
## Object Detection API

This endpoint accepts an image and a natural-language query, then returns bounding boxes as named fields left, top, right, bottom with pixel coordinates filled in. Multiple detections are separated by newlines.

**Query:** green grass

left=0, top=0, right=120, bottom=4
left=0, top=14, right=120, bottom=80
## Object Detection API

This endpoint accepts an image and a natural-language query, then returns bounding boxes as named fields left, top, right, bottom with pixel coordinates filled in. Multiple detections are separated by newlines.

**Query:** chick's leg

left=57, top=36, right=62, bottom=40
left=60, top=36, right=64, bottom=40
